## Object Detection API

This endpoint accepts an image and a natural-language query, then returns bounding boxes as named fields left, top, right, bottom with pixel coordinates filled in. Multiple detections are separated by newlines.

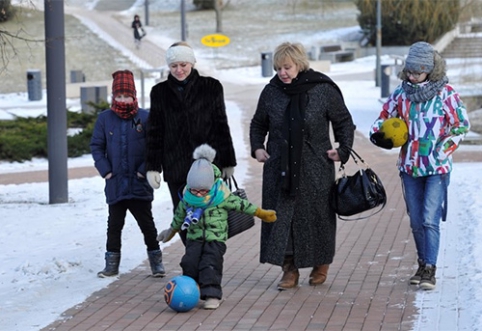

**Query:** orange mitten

left=254, top=207, right=277, bottom=223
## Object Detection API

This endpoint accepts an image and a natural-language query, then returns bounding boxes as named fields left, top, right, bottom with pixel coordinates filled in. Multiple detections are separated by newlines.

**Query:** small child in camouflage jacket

left=157, top=144, right=276, bottom=310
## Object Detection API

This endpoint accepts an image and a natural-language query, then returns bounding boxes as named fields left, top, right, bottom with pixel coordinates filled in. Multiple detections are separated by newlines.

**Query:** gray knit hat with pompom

left=186, top=144, right=216, bottom=190
left=404, top=41, right=434, bottom=73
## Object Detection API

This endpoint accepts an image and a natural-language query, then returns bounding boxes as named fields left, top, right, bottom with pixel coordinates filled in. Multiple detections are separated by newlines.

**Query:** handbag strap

left=337, top=200, right=386, bottom=221
left=337, top=147, right=367, bottom=178
left=225, top=175, right=240, bottom=192
left=348, top=147, right=363, bottom=162
left=348, top=147, right=369, bottom=168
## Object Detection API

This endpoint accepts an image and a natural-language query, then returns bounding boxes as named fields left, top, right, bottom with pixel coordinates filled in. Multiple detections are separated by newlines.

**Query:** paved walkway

left=36, top=131, right=421, bottom=331
left=2, top=4, right=478, bottom=331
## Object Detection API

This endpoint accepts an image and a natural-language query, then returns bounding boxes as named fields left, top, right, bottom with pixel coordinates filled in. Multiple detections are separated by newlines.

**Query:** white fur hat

left=166, top=45, right=196, bottom=65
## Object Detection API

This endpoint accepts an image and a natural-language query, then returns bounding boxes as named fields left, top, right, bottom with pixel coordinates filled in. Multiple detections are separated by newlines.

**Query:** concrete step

left=442, top=36, right=482, bottom=58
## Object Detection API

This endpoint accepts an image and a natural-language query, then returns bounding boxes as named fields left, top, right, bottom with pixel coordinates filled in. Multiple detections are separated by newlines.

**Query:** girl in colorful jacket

left=369, top=42, right=470, bottom=291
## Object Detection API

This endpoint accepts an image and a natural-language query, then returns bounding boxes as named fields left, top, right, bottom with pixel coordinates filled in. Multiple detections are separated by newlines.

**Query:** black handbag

left=330, top=148, right=386, bottom=220
left=226, top=176, right=255, bottom=238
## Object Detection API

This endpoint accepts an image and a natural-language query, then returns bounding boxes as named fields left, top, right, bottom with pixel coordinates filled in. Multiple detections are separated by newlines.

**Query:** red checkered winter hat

left=112, top=70, right=136, bottom=99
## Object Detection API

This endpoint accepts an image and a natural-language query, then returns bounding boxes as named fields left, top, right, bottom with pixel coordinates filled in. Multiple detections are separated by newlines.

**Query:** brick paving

left=34, top=129, right=421, bottom=331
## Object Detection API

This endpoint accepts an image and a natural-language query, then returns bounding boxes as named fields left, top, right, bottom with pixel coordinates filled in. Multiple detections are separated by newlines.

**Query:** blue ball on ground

left=164, top=275, right=200, bottom=312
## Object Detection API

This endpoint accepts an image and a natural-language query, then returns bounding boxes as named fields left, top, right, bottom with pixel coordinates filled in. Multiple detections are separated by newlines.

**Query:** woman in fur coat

left=146, top=42, right=237, bottom=245
left=369, top=41, right=470, bottom=291
left=250, top=42, right=355, bottom=290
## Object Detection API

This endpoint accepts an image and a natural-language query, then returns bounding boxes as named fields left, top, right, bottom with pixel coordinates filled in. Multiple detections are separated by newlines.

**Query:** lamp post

left=144, top=0, right=149, bottom=26
left=375, top=0, right=382, bottom=87
left=44, top=0, right=68, bottom=203
left=181, top=0, right=186, bottom=41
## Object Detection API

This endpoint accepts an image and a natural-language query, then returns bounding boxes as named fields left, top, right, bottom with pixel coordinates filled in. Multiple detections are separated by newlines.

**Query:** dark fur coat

left=250, top=76, right=355, bottom=268
left=146, top=69, right=236, bottom=184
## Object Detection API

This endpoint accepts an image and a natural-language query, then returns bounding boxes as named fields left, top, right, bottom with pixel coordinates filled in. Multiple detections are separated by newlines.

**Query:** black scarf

left=167, top=69, right=197, bottom=97
left=270, top=69, right=343, bottom=196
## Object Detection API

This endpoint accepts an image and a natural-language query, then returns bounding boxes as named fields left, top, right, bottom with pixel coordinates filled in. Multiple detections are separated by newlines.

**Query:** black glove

left=370, top=131, right=393, bottom=150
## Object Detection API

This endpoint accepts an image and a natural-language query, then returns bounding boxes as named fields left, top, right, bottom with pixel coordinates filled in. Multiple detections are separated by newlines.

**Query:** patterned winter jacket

left=170, top=180, right=258, bottom=243
left=370, top=83, right=470, bottom=177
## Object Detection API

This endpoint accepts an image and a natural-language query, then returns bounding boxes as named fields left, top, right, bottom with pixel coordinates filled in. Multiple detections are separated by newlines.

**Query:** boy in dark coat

left=90, top=70, right=165, bottom=278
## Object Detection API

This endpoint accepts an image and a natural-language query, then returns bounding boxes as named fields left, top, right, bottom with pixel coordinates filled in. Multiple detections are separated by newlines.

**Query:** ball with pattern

left=380, top=117, right=409, bottom=147
left=164, top=275, right=200, bottom=312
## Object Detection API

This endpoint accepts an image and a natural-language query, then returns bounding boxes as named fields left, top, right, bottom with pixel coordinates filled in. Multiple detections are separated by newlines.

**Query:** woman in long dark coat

left=250, top=42, right=355, bottom=290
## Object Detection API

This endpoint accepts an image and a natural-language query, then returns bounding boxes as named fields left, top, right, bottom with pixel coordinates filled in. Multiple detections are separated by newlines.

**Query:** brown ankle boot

left=277, top=256, right=299, bottom=290
left=309, top=264, right=329, bottom=285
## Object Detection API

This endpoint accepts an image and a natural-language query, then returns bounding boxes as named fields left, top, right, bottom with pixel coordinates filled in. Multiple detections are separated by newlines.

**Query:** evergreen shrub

left=0, top=100, right=109, bottom=162
left=355, top=0, right=460, bottom=46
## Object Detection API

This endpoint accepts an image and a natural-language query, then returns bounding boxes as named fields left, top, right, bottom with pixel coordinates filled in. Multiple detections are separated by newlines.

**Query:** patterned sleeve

left=170, top=201, right=187, bottom=231
left=440, top=85, right=471, bottom=156
left=224, top=194, right=258, bottom=215
left=369, top=86, right=404, bottom=136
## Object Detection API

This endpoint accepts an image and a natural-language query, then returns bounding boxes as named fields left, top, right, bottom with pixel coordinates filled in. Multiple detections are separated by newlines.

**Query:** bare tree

left=1, top=30, right=44, bottom=74
left=0, top=0, right=44, bottom=73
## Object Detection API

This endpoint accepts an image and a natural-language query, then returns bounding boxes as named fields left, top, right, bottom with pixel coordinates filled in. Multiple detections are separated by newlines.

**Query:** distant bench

left=318, top=44, right=355, bottom=63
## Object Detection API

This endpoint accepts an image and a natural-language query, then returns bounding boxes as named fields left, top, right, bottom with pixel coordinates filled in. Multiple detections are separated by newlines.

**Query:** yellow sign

left=201, top=34, right=230, bottom=48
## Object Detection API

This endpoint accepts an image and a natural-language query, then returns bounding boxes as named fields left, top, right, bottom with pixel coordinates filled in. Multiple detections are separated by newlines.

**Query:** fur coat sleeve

left=146, top=69, right=237, bottom=184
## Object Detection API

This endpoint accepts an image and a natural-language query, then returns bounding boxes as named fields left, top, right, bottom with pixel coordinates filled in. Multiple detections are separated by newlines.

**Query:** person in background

left=146, top=41, right=237, bottom=246
left=249, top=42, right=355, bottom=290
left=91, top=70, right=165, bottom=278
left=369, top=41, right=470, bottom=290
left=131, top=14, right=145, bottom=49
left=157, top=144, right=277, bottom=310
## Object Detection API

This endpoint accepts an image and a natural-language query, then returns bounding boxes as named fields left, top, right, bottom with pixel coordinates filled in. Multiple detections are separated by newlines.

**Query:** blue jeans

left=400, top=172, right=450, bottom=266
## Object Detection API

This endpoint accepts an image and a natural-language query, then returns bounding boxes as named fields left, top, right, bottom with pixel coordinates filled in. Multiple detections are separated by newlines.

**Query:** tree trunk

left=214, top=0, right=222, bottom=33
left=194, top=0, right=224, bottom=10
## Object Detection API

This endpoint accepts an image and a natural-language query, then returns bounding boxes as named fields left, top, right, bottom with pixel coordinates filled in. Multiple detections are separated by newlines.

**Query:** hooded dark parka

left=250, top=70, right=355, bottom=268
left=146, top=69, right=236, bottom=184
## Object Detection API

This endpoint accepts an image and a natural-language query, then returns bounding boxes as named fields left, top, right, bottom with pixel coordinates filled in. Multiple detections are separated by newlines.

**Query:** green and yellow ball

left=380, top=118, right=408, bottom=147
